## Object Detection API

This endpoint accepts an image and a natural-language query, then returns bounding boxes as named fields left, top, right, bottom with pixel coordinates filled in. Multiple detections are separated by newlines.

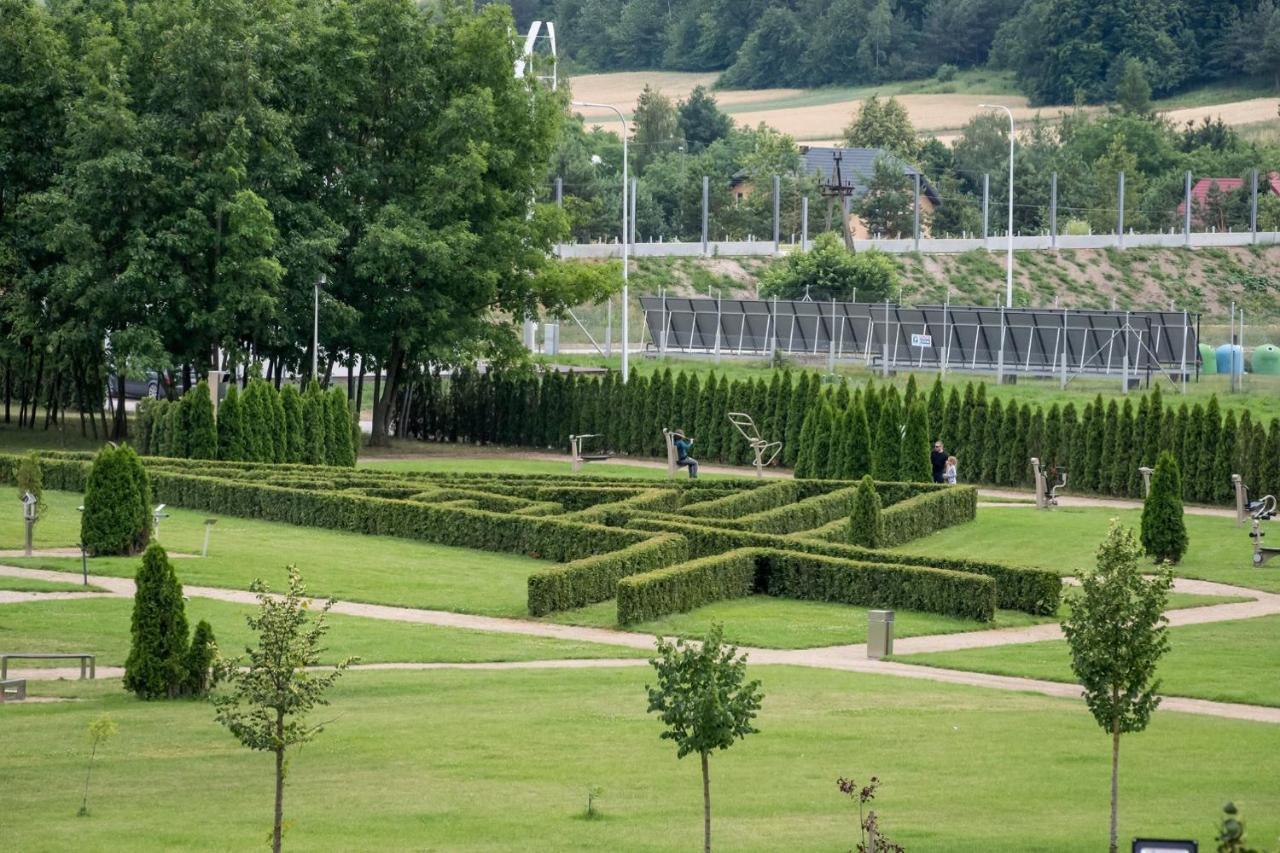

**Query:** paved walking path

left=3, top=563, right=1278, bottom=723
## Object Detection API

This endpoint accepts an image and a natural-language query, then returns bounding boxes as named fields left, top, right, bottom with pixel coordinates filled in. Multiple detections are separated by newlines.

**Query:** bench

left=1, top=653, right=96, bottom=680
left=568, top=434, right=610, bottom=472
left=0, top=679, right=27, bottom=703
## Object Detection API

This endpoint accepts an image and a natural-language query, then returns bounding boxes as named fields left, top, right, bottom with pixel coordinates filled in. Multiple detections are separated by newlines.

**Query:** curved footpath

left=3, top=563, right=1278, bottom=725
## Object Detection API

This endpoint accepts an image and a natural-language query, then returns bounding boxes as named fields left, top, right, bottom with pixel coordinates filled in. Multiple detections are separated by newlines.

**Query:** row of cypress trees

left=137, top=378, right=358, bottom=467
left=411, top=366, right=1280, bottom=504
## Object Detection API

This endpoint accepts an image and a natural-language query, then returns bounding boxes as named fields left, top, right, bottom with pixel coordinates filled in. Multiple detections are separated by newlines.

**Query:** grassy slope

left=893, top=506, right=1280, bottom=594
left=0, top=596, right=645, bottom=666
left=898, top=615, right=1280, bottom=707
left=4, top=667, right=1277, bottom=851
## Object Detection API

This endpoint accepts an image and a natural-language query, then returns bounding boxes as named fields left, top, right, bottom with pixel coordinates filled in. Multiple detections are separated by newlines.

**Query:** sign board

left=910, top=333, right=933, bottom=348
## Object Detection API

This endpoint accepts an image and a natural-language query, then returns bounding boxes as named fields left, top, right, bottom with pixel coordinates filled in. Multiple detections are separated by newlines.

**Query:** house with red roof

left=1176, top=172, right=1280, bottom=229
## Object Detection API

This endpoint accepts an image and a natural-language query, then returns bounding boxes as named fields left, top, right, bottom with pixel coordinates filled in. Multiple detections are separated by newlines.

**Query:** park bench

left=568, top=434, right=609, bottom=472
left=0, top=679, right=27, bottom=703
left=0, top=653, right=96, bottom=680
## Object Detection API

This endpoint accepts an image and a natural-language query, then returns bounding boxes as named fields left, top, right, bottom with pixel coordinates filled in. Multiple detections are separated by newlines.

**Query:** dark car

left=106, top=369, right=177, bottom=400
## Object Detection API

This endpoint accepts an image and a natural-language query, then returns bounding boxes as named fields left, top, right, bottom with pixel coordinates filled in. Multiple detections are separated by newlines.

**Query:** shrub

left=15, top=450, right=45, bottom=520
left=1140, top=451, right=1188, bottom=563
left=217, top=386, right=248, bottom=461
left=848, top=475, right=884, bottom=548
left=901, top=400, right=931, bottom=482
left=279, top=385, right=305, bottom=463
left=326, top=387, right=356, bottom=467
left=530, top=533, right=691, bottom=616
left=184, top=619, right=218, bottom=696
left=124, top=543, right=190, bottom=699
left=936, top=62, right=958, bottom=81
left=81, top=444, right=151, bottom=556
left=302, top=382, right=327, bottom=465
left=879, top=485, right=976, bottom=547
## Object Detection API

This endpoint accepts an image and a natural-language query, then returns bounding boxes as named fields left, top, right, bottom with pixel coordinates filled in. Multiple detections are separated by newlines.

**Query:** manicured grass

left=894, top=506, right=1280, bottom=594
left=547, top=596, right=1051, bottom=649
left=0, top=576, right=107, bottom=593
left=2, top=489, right=551, bottom=617
left=898, top=615, right=1280, bottom=708
left=3, top=666, right=1277, bottom=851
left=0, top=596, right=645, bottom=667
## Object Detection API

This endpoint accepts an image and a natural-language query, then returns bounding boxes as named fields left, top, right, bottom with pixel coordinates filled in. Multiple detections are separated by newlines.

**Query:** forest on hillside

left=503, top=0, right=1280, bottom=104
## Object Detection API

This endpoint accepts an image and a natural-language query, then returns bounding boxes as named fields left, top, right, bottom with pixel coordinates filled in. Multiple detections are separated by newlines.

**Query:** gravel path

left=3, top=563, right=1277, bottom=722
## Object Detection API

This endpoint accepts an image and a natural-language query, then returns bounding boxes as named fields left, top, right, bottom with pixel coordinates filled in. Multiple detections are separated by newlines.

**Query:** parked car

left=106, top=369, right=177, bottom=400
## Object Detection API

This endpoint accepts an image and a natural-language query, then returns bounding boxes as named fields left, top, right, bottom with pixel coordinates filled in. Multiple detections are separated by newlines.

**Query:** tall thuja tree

left=682, top=374, right=701, bottom=441
left=783, top=372, right=810, bottom=467
left=672, top=372, right=689, bottom=435
left=1128, top=397, right=1149, bottom=497
left=832, top=378, right=850, bottom=411
left=902, top=374, right=918, bottom=411
left=1145, top=386, right=1164, bottom=465
left=808, top=401, right=836, bottom=479
left=1043, top=403, right=1063, bottom=472
left=871, top=387, right=902, bottom=480
left=862, top=379, right=881, bottom=443
left=1181, top=403, right=1205, bottom=502
left=326, top=387, right=356, bottom=467
left=1141, top=452, right=1188, bottom=564
left=967, top=384, right=987, bottom=480
left=301, top=381, right=328, bottom=465
left=1234, top=410, right=1255, bottom=494
left=185, top=381, right=218, bottom=460
left=81, top=445, right=151, bottom=556
left=124, top=543, right=189, bottom=700
left=242, top=380, right=273, bottom=463
left=793, top=404, right=820, bottom=479
left=1264, top=419, right=1280, bottom=500
left=943, top=387, right=963, bottom=451
left=1246, top=420, right=1268, bottom=503
left=1083, top=400, right=1106, bottom=493
left=712, top=375, right=733, bottom=463
left=842, top=397, right=873, bottom=480
left=769, top=371, right=793, bottom=450
left=1060, top=403, right=1078, bottom=473
left=696, top=374, right=719, bottom=460
left=1212, top=410, right=1238, bottom=505
left=901, top=401, right=931, bottom=482
left=217, top=385, right=246, bottom=462
left=980, top=397, right=1003, bottom=484
left=926, top=376, right=945, bottom=441
left=848, top=475, right=884, bottom=548
left=1196, top=396, right=1222, bottom=503
left=1063, top=521, right=1171, bottom=853
left=1166, top=403, right=1188, bottom=466
left=1023, top=404, right=1041, bottom=488
left=1099, top=400, right=1119, bottom=496
left=279, top=385, right=304, bottom=463
left=994, top=402, right=1018, bottom=486
left=270, top=386, right=288, bottom=463
left=1108, top=400, right=1134, bottom=498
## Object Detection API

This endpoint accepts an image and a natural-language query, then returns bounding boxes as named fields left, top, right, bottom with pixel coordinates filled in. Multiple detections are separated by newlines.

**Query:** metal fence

left=638, top=296, right=1200, bottom=386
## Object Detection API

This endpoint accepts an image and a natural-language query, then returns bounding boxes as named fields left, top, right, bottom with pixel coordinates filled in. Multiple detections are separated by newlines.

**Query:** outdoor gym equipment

left=662, top=428, right=678, bottom=479
left=20, top=491, right=37, bottom=557
left=1139, top=466, right=1154, bottom=497
left=727, top=412, right=782, bottom=478
left=568, top=434, right=609, bottom=472
left=1030, top=457, right=1067, bottom=509
left=1248, top=494, right=1280, bottom=567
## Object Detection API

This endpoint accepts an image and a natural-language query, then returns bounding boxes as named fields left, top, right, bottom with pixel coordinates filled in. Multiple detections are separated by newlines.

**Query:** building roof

left=1176, top=172, right=1280, bottom=215
left=799, top=145, right=941, bottom=206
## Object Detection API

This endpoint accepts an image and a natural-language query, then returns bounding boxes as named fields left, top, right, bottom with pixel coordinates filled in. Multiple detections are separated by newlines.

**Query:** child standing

left=944, top=455, right=958, bottom=484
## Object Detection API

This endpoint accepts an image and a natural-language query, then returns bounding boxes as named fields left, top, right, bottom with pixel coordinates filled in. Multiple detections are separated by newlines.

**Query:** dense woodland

left=507, top=0, right=1280, bottom=103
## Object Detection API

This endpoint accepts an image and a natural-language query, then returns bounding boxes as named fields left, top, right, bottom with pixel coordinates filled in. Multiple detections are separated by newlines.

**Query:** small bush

left=848, top=475, right=884, bottom=547
left=81, top=445, right=151, bottom=556
left=936, top=63, right=958, bottom=82
left=1141, top=451, right=1188, bottom=563
left=124, top=543, right=190, bottom=699
left=184, top=619, right=218, bottom=696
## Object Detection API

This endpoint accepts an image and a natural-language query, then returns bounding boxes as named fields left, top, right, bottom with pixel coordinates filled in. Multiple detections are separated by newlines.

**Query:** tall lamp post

left=571, top=101, right=629, bottom=382
left=312, top=273, right=325, bottom=382
left=979, top=104, right=1015, bottom=308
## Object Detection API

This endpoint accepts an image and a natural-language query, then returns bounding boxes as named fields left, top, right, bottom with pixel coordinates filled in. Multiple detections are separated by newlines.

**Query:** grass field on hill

left=4, top=667, right=1277, bottom=851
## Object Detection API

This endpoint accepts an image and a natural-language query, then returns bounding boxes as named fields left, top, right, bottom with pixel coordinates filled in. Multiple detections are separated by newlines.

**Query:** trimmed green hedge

left=568, top=487, right=681, bottom=525
left=681, top=480, right=800, bottom=518
left=804, top=485, right=978, bottom=547
left=724, top=485, right=860, bottom=534
left=528, top=533, right=689, bottom=615
left=626, top=517, right=1061, bottom=615
left=617, top=547, right=997, bottom=624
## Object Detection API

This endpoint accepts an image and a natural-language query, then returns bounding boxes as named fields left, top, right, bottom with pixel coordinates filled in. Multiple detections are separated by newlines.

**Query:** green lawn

left=0, top=596, right=645, bottom=666
left=3, top=489, right=550, bottom=617
left=895, top=506, right=1280, bottom=594
left=898, top=615, right=1280, bottom=708
left=0, top=576, right=107, bottom=593
left=3, top=666, right=1277, bottom=851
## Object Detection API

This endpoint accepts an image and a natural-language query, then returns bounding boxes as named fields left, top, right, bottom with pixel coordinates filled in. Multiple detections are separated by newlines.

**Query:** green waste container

left=1251, top=344, right=1280, bottom=375
left=1198, top=343, right=1217, bottom=374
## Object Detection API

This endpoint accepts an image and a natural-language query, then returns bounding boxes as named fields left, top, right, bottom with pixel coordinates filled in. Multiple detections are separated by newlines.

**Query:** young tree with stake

left=213, top=567, right=353, bottom=853
left=1062, top=520, right=1172, bottom=853
left=646, top=624, right=763, bottom=853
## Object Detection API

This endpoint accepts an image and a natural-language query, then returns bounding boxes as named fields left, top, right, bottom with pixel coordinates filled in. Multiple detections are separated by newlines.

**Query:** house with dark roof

left=731, top=145, right=941, bottom=239
left=1176, top=173, right=1280, bottom=229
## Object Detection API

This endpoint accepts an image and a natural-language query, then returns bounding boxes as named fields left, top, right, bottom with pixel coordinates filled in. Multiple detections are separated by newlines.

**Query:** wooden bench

left=1, top=653, right=96, bottom=680
left=0, top=679, right=27, bottom=703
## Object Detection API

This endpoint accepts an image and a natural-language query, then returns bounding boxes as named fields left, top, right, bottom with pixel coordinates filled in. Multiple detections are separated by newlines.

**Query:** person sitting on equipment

left=672, top=430, right=698, bottom=479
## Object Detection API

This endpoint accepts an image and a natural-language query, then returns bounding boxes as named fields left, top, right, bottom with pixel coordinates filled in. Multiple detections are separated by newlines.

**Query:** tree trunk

left=1109, top=720, right=1120, bottom=853
left=370, top=342, right=404, bottom=447
left=701, top=750, right=711, bottom=853
left=273, top=714, right=285, bottom=853
left=112, top=366, right=127, bottom=440
left=4, top=357, right=11, bottom=424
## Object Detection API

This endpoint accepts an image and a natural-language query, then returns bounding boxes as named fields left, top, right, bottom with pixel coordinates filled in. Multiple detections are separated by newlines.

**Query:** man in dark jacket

left=673, top=430, right=698, bottom=479
left=931, top=440, right=948, bottom=484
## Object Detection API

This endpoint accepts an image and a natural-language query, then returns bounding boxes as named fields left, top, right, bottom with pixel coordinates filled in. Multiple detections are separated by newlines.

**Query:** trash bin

left=868, top=610, right=894, bottom=659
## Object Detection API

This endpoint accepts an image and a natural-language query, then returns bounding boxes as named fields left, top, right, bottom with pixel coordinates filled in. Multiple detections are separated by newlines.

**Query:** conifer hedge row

left=412, top=367, right=1280, bottom=503
left=136, top=379, right=357, bottom=468
left=616, top=547, right=997, bottom=624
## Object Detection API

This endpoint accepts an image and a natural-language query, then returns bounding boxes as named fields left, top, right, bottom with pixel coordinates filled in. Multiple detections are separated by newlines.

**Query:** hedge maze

left=9, top=452, right=1063, bottom=628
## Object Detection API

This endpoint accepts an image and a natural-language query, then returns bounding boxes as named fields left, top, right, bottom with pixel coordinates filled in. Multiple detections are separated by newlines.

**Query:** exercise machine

left=1249, top=494, right=1280, bottom=567
left=727, top=412, right=782, bottom=478
left=568, top=433, right=609, bottom=472
left=1030, top=457, right=1068, bottom=509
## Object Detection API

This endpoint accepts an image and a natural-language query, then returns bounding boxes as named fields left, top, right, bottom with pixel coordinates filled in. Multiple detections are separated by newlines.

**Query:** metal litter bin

left=868, top=610, right=894, bottom=659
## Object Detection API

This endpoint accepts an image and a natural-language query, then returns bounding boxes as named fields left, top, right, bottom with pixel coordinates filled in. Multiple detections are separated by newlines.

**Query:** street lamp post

left=572, top=101, right=629, bottom=382
left=313, top=273, right=325, bottom=382
left=979, top=104, right=1015, bottom=308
